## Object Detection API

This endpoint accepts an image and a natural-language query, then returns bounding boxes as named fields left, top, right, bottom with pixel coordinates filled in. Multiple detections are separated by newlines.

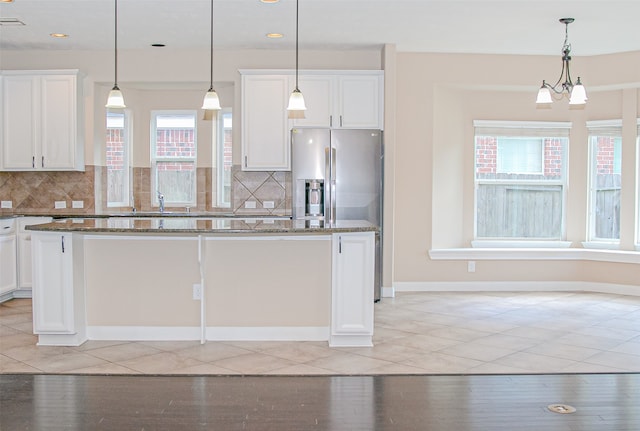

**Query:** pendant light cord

left=208, top=0, right=214, bottom=91
left=294, top=0, right=299, bottom=91
left=114, top=0, right=119, bottom=88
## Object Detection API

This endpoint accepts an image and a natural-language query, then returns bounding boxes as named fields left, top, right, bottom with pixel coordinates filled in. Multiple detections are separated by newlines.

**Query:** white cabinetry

left=240, top=73, right=291, bottom=171
left=330, top=231, right=375, bottom=347
left=32, top=231, right=86, bottom=346
left=1, top=70, right=84, bottom=171
left=0, top=219, right=17, bottom=298
left=240, top=70, right=384, bottom=171
left=17, top=217, right=52, bottom=294
left=294, top=73, right=384, bottom=130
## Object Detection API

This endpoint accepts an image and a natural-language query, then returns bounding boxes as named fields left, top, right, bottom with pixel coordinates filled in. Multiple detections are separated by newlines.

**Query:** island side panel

left=84, top=236, right=201, bottom=329
left=203, top=236, right=331, bottom=330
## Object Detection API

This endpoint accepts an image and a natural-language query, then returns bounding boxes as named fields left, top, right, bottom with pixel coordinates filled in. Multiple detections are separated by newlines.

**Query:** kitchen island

left=27, top=217, right=377, bottom=348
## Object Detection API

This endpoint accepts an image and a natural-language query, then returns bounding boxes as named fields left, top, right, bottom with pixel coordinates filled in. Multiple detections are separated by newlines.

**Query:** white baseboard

left=393, top=281, right=640, bottom=296
left=382, top=286, right=395, bottom=298
left=87, top=326, right=329, bottom=342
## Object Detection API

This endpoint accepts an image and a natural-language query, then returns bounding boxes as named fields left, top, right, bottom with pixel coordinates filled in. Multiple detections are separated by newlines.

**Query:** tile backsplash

left=0, top=164, right=292, bottom=216
left=0, top=166, right=95, bottom=215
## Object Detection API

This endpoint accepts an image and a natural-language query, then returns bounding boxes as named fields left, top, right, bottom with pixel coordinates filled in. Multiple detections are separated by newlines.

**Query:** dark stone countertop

left=25, top=217, right=378, bottom=235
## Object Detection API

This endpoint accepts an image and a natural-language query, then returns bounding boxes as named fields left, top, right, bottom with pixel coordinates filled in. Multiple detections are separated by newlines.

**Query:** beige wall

left=3, top=46, right=640, bottom=289
left=393, top=51, right=640, bottom=287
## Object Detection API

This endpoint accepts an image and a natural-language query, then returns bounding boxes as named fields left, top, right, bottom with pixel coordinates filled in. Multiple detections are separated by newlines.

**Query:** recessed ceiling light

left=260, top=0, right=279, bottom=3
left=266, top=33, right=283, bottom=39
left=0, top=0, right=15, bottom=3
left=151, top=43, right=166, bottom=47
left=50, top=33, right=69, bottom=38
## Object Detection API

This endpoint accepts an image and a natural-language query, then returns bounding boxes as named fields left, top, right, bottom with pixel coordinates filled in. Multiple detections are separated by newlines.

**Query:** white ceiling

left=1, top=0, right=639, bottom=56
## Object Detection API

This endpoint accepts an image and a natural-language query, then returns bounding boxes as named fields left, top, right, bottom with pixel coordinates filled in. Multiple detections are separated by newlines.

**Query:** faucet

left=157, top=191, right=165, bottom=213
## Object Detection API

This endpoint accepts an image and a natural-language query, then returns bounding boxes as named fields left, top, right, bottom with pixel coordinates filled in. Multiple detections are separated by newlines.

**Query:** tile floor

left=1, top=291, right=639, bottom=375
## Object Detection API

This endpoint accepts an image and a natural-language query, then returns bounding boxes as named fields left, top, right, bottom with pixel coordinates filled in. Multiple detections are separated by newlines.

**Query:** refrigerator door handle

left=324, top=146, right=336, bottom=223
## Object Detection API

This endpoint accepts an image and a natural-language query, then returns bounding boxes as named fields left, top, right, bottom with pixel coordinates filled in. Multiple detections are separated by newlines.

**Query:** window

left=216, top=109, right=232, bottom=207
left=151, top=111, right=197, bottom=207
left=106, top=110, right=131, bottom=207
left=474, top=121, right=570, bottom=240
left=587, top=120, right=622, bottom=242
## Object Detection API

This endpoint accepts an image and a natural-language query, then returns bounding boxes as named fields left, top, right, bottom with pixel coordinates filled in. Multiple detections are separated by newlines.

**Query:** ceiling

left=1, top=0, right=639, bottom=56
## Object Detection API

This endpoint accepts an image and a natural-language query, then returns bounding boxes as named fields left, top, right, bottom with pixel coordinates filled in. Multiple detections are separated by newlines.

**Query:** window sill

left=429, top=247, right=640, bottom=264
left=582, top=241, right=620, bottom=250
left=471, top=240, right=572, bottom=248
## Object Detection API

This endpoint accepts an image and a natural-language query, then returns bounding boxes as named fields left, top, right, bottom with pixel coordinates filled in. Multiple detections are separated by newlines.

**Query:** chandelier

left=536, top=18, right=587, bottom=107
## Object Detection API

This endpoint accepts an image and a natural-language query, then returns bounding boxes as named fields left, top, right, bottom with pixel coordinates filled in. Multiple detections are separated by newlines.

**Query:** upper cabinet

left=294, top=72, right=384, bottom=129
left=241, top=73, right=292, bottom=171
left=240, top=70, right=384, bottom=171
left=1, top=70, right=84, bottom=171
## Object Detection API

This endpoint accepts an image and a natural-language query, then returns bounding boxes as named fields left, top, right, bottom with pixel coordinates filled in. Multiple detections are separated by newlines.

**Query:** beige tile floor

left=1, top=291, right=640, bottom=375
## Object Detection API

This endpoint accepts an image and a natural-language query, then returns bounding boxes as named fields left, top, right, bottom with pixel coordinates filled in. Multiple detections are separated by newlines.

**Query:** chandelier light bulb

left=569, top=78, right=587, bottom=105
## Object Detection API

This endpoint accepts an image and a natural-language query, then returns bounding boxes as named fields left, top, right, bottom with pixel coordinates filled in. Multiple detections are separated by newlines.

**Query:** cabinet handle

left=244, top=156, right=248, bottom=168
left=330, top=115, right=333, bottom=127
left=340, top=116, right=343, bottom=127
left=339, top=236, right=342, bottom=254
left=32, top=157, right=35, bottom=168
left=61, top=236, right=65, bottom=253
left=41, top=156, right=45, bottom=168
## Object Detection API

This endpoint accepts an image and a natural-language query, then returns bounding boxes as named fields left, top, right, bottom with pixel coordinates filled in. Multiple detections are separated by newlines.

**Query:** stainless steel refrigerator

left=291, top=128, right=383, bottom=301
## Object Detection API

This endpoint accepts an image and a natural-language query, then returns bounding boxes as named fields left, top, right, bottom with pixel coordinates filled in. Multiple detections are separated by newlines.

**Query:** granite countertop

left=25, top=217, right=378, bottom=234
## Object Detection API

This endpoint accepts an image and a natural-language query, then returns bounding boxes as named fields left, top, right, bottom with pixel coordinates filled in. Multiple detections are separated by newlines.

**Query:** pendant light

left=536, top=18, right=587, bottom=108
left=201, top=0, right=221, bottom=110
left=106, top=0, right=125, bottom=108
left=286, top=0, right=306, bottom=117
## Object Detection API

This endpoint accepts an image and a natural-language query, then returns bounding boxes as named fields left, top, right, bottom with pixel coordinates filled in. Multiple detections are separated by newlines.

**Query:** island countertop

left=25, top=217, right=378, bottom=234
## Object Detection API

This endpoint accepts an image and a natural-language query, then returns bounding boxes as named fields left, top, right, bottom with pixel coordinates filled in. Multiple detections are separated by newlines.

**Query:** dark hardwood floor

left=1, top=373, right=639, bottom=430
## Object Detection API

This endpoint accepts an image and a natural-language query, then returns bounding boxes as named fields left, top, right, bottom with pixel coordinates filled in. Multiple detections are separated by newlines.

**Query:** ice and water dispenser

left=304, top=179, right=324, bottom=217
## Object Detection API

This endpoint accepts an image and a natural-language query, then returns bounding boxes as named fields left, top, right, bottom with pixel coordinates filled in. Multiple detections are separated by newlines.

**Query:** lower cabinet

left=330, top=231, right=375, bottom=347
left=0, top=219, right=17, bottom=298
left=17, top=217, right=52, bottom=294
left=31, top=231, right=85, bottom=346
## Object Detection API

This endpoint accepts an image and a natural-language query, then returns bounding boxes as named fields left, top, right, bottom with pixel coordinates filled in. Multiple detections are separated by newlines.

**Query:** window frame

left=585, top=120, right=623, bottom=246
left=473, top=120, right=570, bottom=243
left=105, top=109, right=132, bottom=208
left=215, top=108, right=232, bottom=208
left=150, top=110, right=198, bottom=207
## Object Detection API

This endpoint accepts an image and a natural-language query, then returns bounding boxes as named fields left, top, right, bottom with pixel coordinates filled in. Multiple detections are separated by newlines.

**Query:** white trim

left=471, top=240, right=572, bottom=248
left=393, top=281, right=640, bottom=297
left=37, top=332, right=87, bottom=347
left=473, top=120, right=572, bottom=129
left=582, top=241, right=620, bottom=250
left=382, top=286, right=395, bottom=298
left=429, top=247, right=640, bottom=264
left=87, top=325, right=329, bottom=342
left=329, top=334, right=373, bottom=347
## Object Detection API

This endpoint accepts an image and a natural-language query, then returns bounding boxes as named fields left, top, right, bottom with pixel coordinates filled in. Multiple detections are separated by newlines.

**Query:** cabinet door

left=241, top=74, right=291, bottom=171
left=292, top=75, right=334, bottom=128
left=331, top=232, right=374, bottom=346
left=336, top=74, right=383, bottom=129
left=0, top=234, right=17, bottom=296
left=40, top=75, right=77, bottom=170
left=1, top=75, right=38, bottom=169
left=32, top=233, right=74, bottom=333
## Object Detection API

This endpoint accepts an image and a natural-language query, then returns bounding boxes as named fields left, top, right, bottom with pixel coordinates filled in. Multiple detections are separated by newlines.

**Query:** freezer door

left=331, top=129, right=383, bottom=225
left=291, top=128, right=331, bottom=219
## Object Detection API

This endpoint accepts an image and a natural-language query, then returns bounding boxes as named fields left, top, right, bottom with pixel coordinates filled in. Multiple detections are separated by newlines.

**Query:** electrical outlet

left=54, top=201, right=67, bottom=209
left=263, top=201, right=275, bottom=209
left=467, top=261, right=476, bottom=273
left=72, top=200, right=84, bottom=209
left=244, top=200, right=256, bottom=209
left=0, top=201, right=12, bottom=209
left=192, top=284, right=202, bottom=300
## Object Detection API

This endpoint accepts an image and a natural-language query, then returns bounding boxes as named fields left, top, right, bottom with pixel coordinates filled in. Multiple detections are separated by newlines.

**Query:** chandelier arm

left=545, top=58, right=567, bottom=94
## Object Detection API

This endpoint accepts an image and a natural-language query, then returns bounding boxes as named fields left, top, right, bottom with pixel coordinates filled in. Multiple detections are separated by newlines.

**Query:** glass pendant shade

left=536, top=85, right=553, bottom=105
left=106, top=86, right=126, bottom=108
left=287, top=89, right=307, bottom=111
left=201, top=88, right=221, bottom=110
left=569, top=79, right=587, bottom=105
